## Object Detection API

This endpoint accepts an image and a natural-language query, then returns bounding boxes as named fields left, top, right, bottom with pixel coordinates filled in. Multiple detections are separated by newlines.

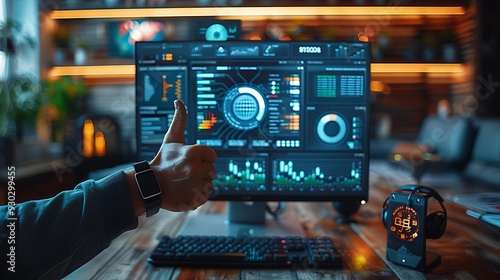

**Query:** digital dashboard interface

left=135, top=41, right=370, bottom=201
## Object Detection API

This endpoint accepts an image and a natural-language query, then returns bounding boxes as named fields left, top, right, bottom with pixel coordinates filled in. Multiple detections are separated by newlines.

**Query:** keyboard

left=149, top=235, right=342, bottom=268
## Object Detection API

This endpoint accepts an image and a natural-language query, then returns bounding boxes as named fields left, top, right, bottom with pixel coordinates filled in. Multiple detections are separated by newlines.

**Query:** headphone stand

left=382, top=185, right=447, bottom=271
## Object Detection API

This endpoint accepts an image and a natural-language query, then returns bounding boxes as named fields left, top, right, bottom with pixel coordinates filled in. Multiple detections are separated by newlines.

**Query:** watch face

left=135, top=170, right=162, bottom=199
left=390, top=205, right=420, bottom=241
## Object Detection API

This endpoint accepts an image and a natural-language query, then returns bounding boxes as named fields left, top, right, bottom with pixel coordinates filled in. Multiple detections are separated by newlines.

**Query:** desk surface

left=65, top=160, right=500, bottom=280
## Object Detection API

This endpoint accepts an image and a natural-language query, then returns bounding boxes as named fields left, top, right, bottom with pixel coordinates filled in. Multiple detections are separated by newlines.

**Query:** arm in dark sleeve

left=0, top=171, right=139, bottom=280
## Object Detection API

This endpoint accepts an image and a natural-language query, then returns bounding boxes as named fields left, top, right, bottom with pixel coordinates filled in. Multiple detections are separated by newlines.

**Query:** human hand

left=149, top=100, right=217, bottom=212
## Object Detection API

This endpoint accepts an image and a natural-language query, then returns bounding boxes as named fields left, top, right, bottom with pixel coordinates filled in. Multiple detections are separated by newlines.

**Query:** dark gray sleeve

left=0, top=171, right=139, bottom=280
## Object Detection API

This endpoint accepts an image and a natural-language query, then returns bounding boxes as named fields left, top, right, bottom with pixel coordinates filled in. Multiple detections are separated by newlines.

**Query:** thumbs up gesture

left=150, top=100, right=217, bottom=212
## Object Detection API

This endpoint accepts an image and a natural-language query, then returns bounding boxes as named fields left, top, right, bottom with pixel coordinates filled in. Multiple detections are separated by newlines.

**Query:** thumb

left=164, top=99, right=187, bottom=144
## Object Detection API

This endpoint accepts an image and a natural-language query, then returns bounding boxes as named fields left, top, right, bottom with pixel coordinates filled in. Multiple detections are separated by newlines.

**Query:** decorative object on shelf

left=372, top=31, right=390, bottom=61
left=51, top=26, right=71, bottom=65
left=405, top=34, right=420, bottom=61
left=439, top=29, right=458, bottom=62
left=39, top=76, right=87, bottom=142
left=73, top=38, right=89, bottom=65
left=421, top=31, right=439, bottom=62
left=104, top=0, right=120, bottom=7
left=107, top=19, right=164, bottom=59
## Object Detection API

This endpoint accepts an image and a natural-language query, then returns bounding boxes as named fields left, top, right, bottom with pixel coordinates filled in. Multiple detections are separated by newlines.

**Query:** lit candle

left=95, top=131, right=106, bottom=157
left=83, top=120, right=94, bottom=158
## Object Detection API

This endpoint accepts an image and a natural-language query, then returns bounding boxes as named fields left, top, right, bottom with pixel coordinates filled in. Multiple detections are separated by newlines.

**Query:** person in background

left=0, top=100, right=217, bottom=280
left=437, top=99, right=450, bottom=119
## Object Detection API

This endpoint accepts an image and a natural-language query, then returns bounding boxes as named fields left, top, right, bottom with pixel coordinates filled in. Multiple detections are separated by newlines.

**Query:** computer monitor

left=135, top=41, right=371, bottom=230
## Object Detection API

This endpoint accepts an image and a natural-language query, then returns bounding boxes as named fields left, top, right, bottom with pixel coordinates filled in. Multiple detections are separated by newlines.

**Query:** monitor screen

left=135, top=41, right=370, bottom=203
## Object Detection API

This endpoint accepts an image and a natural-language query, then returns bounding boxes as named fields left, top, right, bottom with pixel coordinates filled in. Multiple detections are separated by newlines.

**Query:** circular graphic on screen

left=316, top=113, right=347, bottom=144
left=206, top=24, right=228, bottom=41
left=223, top=86, right=266, bottom=130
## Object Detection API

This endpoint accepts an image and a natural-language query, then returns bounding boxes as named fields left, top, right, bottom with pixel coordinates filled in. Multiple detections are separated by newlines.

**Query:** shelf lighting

left=48, top=65, right=135, bottom=80
left=371, top=63, right=464, bottom=73
left=48, top=63, right=464, bottom=80
left=50, top=6, right=465, bottom=19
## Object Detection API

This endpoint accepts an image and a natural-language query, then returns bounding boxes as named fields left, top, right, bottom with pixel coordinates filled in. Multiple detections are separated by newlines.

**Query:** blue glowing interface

left=135, top=41, right=370, bottom=201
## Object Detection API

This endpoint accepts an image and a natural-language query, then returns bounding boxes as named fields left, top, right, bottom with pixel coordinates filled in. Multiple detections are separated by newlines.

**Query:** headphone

left=382, top=185, right=447, bottom=239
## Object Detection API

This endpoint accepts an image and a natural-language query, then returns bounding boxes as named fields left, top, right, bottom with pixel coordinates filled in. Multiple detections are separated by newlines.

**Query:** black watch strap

left=133, top=161, right=162, bottom=217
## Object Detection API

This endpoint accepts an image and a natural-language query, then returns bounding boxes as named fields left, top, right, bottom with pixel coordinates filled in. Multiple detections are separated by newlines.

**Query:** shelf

left=42, top=2, right=476, bottom=137
left=47, top=63, right=466, bottom=85
left=49, top=6, right=465, bottom=20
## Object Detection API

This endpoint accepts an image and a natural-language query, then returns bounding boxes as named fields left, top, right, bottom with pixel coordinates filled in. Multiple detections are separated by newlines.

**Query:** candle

left=83, top=119, right=94, bottom=158
left=95, top=131, right=106, bottom=157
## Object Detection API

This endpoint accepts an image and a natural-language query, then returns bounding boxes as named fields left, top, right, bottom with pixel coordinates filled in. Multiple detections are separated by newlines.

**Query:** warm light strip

left=371, top=63, right=464, bottom=73
left=50, top=6, right=465, bottom=19
left=48, top=63, right=464, bottom=79
left=48, top=65, right=135, bottom=79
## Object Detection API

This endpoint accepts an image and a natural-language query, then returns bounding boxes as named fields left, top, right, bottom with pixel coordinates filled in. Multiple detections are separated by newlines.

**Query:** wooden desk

left=65, top=161, right=500, bottom=280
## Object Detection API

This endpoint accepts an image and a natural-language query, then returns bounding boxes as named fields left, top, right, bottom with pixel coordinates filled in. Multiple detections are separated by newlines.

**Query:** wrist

left=132, top=161, right=163, bottom=217
left=124, top=168, right=147, bottom=217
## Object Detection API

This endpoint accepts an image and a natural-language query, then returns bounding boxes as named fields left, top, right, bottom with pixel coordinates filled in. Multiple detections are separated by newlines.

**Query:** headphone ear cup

left=426, top=211, right=447, bottom=239
left=381, top=197, right=390, bottom=229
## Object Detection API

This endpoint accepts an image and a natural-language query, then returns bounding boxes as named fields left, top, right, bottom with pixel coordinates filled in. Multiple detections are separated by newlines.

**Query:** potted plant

left=1, top=19, right=38, bottom=164
left=0, top=75, right=42, bottom=141
left=39, top=76, right=87, bottom=142
left=0, top=19, right=36, bottom=56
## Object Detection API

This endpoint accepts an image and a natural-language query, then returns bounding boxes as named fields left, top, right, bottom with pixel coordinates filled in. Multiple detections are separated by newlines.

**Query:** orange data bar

left=50, top=6, right=465, bottom=19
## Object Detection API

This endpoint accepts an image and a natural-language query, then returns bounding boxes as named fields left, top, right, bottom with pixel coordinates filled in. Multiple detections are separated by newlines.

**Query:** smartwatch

left=133, top=161, right=162, bottom=217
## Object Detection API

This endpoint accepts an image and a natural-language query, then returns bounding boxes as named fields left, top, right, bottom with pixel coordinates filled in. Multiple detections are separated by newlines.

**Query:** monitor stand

left=333, top=201, right=361, bottom=224
left=180, top=202, right=304, bottom=237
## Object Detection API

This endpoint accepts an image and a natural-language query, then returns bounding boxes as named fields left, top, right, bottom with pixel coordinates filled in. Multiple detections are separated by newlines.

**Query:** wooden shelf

left=47, top=5, right=468, bottom=84
left=42, top=2, right=476, bottom=136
